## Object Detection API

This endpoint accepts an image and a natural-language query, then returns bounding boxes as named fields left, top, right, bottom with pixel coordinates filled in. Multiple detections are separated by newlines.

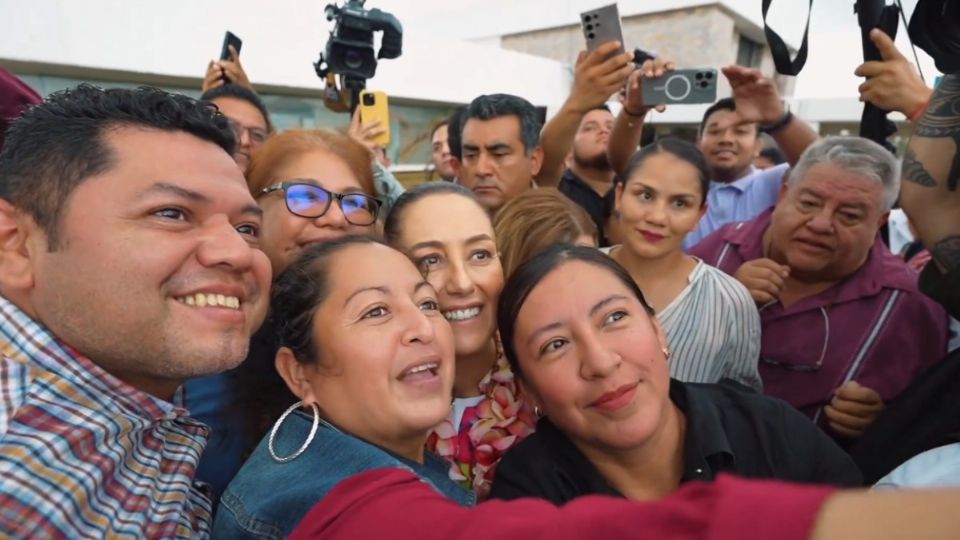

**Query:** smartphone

left=580, top=4, right=624, bottom=55
left=641, top=69, right=719, bottom=105
left=359, top=90, right=390, bottom=146
left=220, top=31, right=242, bottom=61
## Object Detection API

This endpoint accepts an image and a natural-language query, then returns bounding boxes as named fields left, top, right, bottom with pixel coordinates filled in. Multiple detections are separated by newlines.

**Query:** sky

left=374, top=0, right=940, bottom=99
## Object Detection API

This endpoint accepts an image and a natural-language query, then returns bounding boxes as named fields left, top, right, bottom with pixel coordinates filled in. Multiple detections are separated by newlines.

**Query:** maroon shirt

left=0, top=68, right=41, bottom=151
left=690, top=209, right=949, bottom=420
left=290, top=468, right=833, bottom=540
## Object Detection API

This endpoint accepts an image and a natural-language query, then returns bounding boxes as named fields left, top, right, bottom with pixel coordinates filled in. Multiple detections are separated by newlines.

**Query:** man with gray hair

left=691, top=136, right=949, bottom=440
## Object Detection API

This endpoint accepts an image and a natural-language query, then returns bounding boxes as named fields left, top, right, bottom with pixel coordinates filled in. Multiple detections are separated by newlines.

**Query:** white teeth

left=403, top=363, right=439, bottom=378
left=443, top=307, right=480, bottom=322
left=176, top=293, right=241, bottom=310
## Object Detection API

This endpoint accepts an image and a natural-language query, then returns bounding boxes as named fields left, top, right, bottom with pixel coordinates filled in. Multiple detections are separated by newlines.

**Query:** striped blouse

left=657, top=259, right=763, bottom=391
left=0, top=296, right=212, bottom=539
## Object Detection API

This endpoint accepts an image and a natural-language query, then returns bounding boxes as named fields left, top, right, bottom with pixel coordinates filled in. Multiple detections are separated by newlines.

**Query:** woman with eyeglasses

left=185, top=129, right=383, bottom=504
left=488, top=244, right=862, bottom=505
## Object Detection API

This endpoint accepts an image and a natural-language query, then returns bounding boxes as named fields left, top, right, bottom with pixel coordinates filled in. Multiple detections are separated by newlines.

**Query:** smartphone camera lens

left=585, top=24, right=594, bottom=31
left=588, top=32, right=596, bottom=39
left=699, top=81, right=709, bottom=88
left=362, top=94, right=375, bottom=106
left=695, top=72, right=703, bottom=80
left=705, top=72, right=714, bottom=79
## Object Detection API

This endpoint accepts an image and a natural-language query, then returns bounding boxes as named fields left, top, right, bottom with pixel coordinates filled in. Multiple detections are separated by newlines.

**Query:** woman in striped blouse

left=605, top=138, right=762, bottom=391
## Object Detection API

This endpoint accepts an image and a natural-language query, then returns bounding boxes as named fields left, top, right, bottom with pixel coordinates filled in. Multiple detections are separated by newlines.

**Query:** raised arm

left=535, top=43, right=633, bottom=187
left=608, top=59, right=672, bottom=178
left=899, top=72, right=960, bottom=274
left=722, top=65, right=818, bottom=166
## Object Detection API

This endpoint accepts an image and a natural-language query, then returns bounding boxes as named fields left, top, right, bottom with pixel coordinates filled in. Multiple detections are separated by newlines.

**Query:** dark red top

left=0, top=68, right=41, bottom=151
left=290, top=468, right=834, bottom=540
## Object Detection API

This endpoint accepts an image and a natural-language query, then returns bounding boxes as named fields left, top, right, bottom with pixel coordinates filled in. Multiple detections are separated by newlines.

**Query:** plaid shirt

left=0, top=296, right=212, bottom=539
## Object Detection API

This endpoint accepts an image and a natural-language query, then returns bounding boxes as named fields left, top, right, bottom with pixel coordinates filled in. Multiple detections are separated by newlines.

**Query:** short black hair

left=200, top=84, right=273, bottom=132
left=383, top=181, right=484, bottom=246
left=699, top=97, right=758, bottom=136
left=447, top=106, right=467, bottom=161
left=0, top=84, right=235, bottom=249
left=497, top=244, right=654, bottom=379
left=463, top=93, right=542, bottom=153
left=759, top=145, right=787, bottom=165
left=623, top=137, right=711, bottom=206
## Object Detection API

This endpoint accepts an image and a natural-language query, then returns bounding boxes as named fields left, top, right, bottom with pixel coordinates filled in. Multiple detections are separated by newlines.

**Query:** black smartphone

left=220, top=31, right=242, bottom=61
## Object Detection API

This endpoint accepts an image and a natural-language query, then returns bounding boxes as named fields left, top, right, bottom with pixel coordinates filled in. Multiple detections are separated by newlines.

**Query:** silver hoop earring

left=533, top=405, right=543, bottom=417
left=662, top=347, right=671, bottom=360
left=269, top=401, right=320, bottom=464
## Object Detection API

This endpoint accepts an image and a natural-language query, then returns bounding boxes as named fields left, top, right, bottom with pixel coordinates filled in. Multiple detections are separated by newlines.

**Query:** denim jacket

left=212, top=410, right=474, bottom=539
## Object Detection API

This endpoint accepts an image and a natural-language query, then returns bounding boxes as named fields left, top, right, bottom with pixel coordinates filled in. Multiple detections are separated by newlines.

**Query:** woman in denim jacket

left=213, top=236, right=474, bottom=539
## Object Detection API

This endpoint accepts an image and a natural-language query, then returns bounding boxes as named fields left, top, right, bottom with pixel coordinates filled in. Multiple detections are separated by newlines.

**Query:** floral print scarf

left=425, top=347, right=536, bottom=500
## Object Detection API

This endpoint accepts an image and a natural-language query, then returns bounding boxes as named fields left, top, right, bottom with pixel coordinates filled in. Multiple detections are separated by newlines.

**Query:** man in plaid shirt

left=0, top=85, right=271, bottom=538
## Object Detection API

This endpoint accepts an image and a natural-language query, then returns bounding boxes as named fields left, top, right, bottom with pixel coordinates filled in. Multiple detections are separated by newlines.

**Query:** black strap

left=761, top=0, right=814, bottom=76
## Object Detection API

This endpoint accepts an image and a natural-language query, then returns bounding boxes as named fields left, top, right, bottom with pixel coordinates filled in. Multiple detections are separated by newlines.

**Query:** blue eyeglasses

left=261, top=181, right=382, bottom=226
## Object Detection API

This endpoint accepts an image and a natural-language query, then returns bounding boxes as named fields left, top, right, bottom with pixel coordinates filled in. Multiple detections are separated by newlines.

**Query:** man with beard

left=556, top=106, right=618, bottom=245
left=534, top=43, right=643, bottom=245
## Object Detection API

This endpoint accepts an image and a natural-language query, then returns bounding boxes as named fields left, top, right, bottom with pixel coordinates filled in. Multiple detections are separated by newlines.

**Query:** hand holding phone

left=359, top=90, right=391, bottom=146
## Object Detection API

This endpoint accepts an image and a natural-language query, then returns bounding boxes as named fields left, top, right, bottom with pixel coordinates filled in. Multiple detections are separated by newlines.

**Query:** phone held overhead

left=359, top=90, right=390, bottom=146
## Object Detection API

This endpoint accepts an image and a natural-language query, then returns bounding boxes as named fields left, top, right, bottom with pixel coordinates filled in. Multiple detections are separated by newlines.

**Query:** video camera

left=909, top=0, right=960, bottom=75
left=315, top=0, right=403, bottom=82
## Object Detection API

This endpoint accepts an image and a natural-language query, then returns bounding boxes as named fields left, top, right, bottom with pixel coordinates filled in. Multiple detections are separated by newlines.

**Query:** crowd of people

left=0, top=21, right=959, bottom=539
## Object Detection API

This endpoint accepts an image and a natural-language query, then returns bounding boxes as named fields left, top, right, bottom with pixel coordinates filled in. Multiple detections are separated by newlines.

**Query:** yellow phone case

left=359, top=90, right=390, bottom=146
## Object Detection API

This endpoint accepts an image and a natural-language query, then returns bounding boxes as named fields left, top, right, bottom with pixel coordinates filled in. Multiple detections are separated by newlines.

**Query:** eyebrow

left=484, top=143, right=512, bottom=153
left=414, top=281, right=435, bottom=295
left=140, top=182, right=263, bottom=218
left=408, top=234, right=494, bottom=252
left=525, top=294, right=629, bottom=347
left=343, top=286, right=388, bottom=308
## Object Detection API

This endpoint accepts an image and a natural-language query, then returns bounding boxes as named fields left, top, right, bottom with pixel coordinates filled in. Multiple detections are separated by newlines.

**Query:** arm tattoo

left=914, top=74, right=960, bottom=191
left=931, top=235, right=960, bottom=273
left=902, top=149, right=938, bottom=187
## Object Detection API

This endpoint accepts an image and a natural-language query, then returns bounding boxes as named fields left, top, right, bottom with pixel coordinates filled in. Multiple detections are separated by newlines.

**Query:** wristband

left=623, top=106, right=648, bottom=117
left=758, top=110, right=794, bottom=134
left=908, top=100, right=929, bottom=123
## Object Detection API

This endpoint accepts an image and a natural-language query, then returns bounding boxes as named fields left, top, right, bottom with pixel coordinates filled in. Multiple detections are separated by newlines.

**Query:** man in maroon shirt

left=690, top=136, right=948, bottom=440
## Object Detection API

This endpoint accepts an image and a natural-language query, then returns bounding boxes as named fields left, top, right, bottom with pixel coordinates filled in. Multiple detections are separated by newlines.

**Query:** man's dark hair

left=447, top=106, right=467, bottom=161
left=463, top=93, right=542, bottom=153
left=0, top=84, right=235, bottom=249
left=759, top=145, right=787, bottom=166
left=699, top=97, right=758, bottom=136
left=200, top=84, right=273, bottom=132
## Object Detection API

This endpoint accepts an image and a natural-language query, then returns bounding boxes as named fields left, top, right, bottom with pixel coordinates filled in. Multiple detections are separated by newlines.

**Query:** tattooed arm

left=900, top=74, right=960, bottom=273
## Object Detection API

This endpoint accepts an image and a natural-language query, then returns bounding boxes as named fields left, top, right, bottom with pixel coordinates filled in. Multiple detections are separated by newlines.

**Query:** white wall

left=0, top=0, right=573, bottom=109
